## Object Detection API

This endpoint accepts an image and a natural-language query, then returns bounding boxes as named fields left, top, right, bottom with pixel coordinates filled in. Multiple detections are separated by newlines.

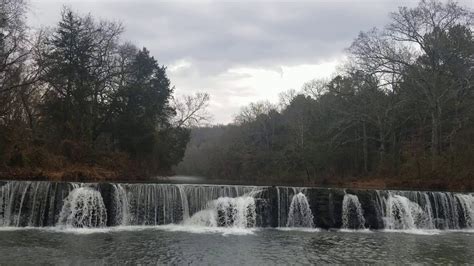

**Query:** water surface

left=0, top=227, right=472, bottom=264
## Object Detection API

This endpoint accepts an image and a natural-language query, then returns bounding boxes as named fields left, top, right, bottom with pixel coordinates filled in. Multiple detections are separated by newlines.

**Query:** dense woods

left=1, top=0, right=473, bottom=188
left=0, top=1, right=209, bottom=180
left=176, top=1, right=474, bottom=189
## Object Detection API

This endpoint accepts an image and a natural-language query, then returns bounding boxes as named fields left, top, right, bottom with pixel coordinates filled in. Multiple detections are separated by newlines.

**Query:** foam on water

left=381, top=229, right=442, bottom=235
left=275, top=227, right=320, bottom=233
left=338, top=228, right=373, bottom=233
left=2, top=225, right=474, bottom=238
left=40, top=224, right=256, bottom=236
left=158, top=224, right=256, bottom=236
left=0, top=226, right=39, bottom=231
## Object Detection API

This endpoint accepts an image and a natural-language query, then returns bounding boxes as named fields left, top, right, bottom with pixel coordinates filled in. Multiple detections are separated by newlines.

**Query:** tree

left=39, top=8, right=123, bottom=144
left=0, top=0, right=28, bottom=121
left=172, top=92, right=211, bottom=128
left=0, top=3, right=198, bottom=176
left=113, top=47, right=174, bottom=158
left=281, top=94, right=318, bottom=180
left=278, top=89, right=297, bottom=110
left=302, top=78, right=329, bottom=99
left=234, top=101, right=275, bottom=125
left=0, top=0, right=40, bottom=165
left=349, top=0, right=473, bottom=169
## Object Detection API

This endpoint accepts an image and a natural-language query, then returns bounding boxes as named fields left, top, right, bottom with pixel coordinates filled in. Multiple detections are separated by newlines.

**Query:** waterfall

left=58, top=187, right=107, bottom=228
left=455, top=194, right=474, bottom=228
left=276, top=188, right=280, bottom=227
left=431, top=192, right=459, bottom=229
left=182, top=185, right=255, bottom=216
left=374, top=191, right=474, bottom=230
left=1, top=180, right=474, bottom=230
left=380, top=193, right=436, bottom=230
left=115, top=184, right=256, bottom=226
left=123, top=184, right=183, bottom=225
left=113, top=184, right=130, bottom=225
left=184, top=196, right=256, bottom=228
left=421, top=192, right=434, bottom=228
left=177, top=185, right=189, bottom=221
left=0, top=181, right=74, bottom=227
left=383, top=194, right=422, bottom=229
left=286, top=192, right=314, bottom=228
left=342, top=194, right=365, bottom=229
left=275, top=187, right=297, bottom=227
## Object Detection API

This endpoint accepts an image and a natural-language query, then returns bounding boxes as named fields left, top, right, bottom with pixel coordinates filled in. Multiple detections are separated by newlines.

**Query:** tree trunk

left=431, top=111, right=439, bottom=171
left=379, top=130, right=385, bottom=163
left=362, top=121, right=368, bottom=174
left=20, top=88, right=35, bottom=135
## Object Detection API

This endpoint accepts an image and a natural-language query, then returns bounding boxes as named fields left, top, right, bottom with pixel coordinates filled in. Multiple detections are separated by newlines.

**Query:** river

left=0, top=226, right=473, bottom=264
left=0, top=181, right=473, bottom=264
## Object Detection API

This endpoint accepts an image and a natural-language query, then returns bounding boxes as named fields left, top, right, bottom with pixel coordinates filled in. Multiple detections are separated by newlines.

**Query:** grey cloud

left=30, top=1, right=424, bottom=73
left=29, top=0, right=468, bottom=123
left=34, top=1, right=412, bottom=66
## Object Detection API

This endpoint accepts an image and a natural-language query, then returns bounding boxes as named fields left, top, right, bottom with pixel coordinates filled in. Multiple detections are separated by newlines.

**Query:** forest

left=1, top=0, right=473, bottom=190
left=175, top=0, right=474, bottom=190
left=0, top=1, right=209, bottom=180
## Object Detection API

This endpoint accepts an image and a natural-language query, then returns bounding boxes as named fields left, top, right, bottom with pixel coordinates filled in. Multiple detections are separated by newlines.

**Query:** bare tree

left=0, top=0, right=29, bottom=122
left=233, top=101, right=275, bottom=125
left=277, top=89, right=297, bottom=110
left=349, top=0, right=473, bottom=169
left=172, top=92, right=211, bottom=128
left=302, top=78, right=329, bottom=99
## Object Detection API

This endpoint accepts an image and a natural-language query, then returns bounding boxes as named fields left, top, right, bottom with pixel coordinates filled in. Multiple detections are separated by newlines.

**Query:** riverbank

left=0, top=166, right=156, bottom=183
left=0, top=167, right=472, bottom=192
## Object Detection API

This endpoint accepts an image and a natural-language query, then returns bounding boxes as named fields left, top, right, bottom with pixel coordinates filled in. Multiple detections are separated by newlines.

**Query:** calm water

left=0, top=227, right=473, bottom=264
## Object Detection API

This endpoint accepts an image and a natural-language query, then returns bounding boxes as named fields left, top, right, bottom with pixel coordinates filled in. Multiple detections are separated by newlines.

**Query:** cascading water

left=1, top=180, right=474, bottom=231
left=177, top=185, right=190, bottom=221
left=58, top=187, right=107, bottom=228
left=115, top=184, right=256, bottom=226
left=275, top=187, right=291, bottom=227
left=431, top=192, right=459, bottom=229
left=286, top=192, right=314, bottom=228
left=373, top=191, right=474, bottom=230
left=112, top=184, right=130, bottom=225
left=185, top=196, right=256, bottom=228
left=0, top=181, right=75, bottom=227
left=381, top=194, right=432, bottom=230
left=455, top=194, right=474, bottom=228
left=182, top=185, right=256, bottom=216
left=342, top=194, right=365, bottom=229
left=123, top=184, right=183, bottom=225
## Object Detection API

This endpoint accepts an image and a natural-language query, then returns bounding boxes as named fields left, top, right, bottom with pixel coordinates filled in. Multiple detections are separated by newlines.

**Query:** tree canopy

left=176, top=0, right=474, bottom=187
left=0, top=4, right=209, bottom=179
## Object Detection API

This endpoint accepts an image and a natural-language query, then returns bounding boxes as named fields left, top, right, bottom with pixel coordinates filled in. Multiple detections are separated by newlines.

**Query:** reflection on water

left=0, top=228, right=473, bottom=264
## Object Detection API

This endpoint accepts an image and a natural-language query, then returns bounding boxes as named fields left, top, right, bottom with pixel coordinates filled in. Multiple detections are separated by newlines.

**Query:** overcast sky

left=27, top=0, right=464, bottom=124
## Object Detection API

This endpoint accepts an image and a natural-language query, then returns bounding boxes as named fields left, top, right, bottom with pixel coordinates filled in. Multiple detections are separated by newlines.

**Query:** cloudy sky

left=27, top=0, right=447, bottom=124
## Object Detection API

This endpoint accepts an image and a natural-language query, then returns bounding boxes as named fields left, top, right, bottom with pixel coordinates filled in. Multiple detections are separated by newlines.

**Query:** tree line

left=176, top=0, right=474, bottom=186
left=0, top=1, right=209, bottom=179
